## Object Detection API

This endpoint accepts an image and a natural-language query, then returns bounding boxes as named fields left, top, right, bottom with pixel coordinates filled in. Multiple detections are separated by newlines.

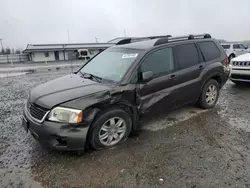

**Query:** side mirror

left=142, top=71, right=153, bottom=82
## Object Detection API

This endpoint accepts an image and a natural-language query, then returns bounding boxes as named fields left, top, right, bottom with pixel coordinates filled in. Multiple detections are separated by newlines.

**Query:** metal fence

left=0, top=54, right=29, bottom=64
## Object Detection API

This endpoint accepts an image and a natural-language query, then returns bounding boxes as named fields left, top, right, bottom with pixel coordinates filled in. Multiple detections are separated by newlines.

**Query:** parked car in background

left=230, top=53, right=250, bottom=84
left=221, top=43, right=250, bottom=62
left=77, top=49, right=91, bottom=60
left=22, top=34, right=229, bottom=152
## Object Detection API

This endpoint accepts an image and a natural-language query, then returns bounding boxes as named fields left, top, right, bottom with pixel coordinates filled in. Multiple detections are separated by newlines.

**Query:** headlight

left=48, top=107, right=82, bottom=123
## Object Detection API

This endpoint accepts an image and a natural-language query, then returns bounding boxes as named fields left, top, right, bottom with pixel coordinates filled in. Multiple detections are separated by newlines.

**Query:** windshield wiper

left=79, top=72, right=102, bottom=83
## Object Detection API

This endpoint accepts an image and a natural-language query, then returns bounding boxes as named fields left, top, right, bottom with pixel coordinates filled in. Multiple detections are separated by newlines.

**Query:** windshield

left=221, top=44, right=230, bottom=49
left=79, top=48, right=141, bottom=82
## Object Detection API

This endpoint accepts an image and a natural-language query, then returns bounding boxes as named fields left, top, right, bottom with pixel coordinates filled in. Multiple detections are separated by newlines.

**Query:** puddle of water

left=143, top=106, right=207, bottom=131
left=0, top=72, right=28, bottom=78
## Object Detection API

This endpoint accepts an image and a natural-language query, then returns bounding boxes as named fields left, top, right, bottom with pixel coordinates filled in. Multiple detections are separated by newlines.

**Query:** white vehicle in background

left=230, top=53, right=250, bottom=84
left=77, top=49, right=91, bottom=60
left=221, top=43, right=249, bottom=62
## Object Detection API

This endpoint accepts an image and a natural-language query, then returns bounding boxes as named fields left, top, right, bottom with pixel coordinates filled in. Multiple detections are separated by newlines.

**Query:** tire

left=90, top=108, right=132, bottom=150
left=228, top=54, right=235, bottom=62
left=198, top=79, right=220, bottom=109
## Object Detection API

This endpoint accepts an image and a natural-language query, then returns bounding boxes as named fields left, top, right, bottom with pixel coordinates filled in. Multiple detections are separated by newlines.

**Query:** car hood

left=29, top=74, right=112, bottom=109
left=232, top=53, right=250, bottom=61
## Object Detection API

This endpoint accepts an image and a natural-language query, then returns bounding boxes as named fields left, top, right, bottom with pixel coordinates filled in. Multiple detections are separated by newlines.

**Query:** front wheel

left=90, top=108, right=132, bottom=150
left=198, top=79, right=219, bottom=109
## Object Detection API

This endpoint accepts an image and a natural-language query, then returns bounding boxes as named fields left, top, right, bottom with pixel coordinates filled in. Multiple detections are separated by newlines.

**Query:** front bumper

left=22, top=106, right=90, bottom=151
left=230, top=68, right=250, bottom=82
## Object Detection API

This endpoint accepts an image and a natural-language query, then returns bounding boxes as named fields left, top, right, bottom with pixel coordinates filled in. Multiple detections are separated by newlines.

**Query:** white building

left=23, top=43, right=115, bottom=62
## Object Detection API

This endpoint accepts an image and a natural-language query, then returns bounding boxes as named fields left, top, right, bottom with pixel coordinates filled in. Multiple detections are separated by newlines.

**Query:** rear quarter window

left=197, top=41, right=221, bottom=61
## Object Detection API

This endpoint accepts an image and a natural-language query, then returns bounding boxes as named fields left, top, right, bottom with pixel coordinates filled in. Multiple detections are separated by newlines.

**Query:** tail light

left=225, top=56, right=229, bottom=66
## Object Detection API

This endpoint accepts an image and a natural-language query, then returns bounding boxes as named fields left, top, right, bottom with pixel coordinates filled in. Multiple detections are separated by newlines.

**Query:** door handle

left=198, top=65, right=204, bottom=70
left=169, top=74, right=177, bottom=80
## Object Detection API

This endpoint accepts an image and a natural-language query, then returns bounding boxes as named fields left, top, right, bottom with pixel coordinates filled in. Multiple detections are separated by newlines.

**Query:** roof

left=112, top=36, right=214, bottom=50
left=23, top=43, right=115, bottom=53
left=108, top=37, right=135, bottom=43
left=221, top=43, right=241, bottom=45
left=112, top=39, right=158, bottom=50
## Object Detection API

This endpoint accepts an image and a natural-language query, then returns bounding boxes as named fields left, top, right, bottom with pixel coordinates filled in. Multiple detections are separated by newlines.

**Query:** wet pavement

left=0, top=71, right=249, bottom=188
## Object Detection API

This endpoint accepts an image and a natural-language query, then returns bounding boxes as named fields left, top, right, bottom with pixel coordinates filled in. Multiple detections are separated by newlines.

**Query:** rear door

left=171, top=43, right=204, bottom=105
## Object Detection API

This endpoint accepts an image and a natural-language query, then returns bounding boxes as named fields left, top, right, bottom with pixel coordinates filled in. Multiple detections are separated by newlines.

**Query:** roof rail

left=116, top=35, right=172, bottom=45
left=154, top=34, right=211, bottom=46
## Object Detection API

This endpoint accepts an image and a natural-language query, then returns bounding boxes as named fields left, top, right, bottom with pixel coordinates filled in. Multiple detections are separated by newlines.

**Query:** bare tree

left=5, top=48, right=11, bottom=54
left=16, top=49, right=21, bottom=54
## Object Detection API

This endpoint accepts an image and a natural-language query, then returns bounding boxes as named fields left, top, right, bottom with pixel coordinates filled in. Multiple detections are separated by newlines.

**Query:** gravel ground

left=0, top=71, right=249, bottom=188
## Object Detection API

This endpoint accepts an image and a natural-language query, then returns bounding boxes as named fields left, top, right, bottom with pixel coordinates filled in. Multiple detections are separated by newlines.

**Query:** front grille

left=232, top=61, right=250, bottom=66
left=27, top=102, right=49, bottom=121
left=231, top=74, right=250, bottom=80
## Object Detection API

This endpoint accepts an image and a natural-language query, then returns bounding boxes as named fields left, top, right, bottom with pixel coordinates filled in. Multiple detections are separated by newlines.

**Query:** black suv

left=22, top=34, right=230, bottom=151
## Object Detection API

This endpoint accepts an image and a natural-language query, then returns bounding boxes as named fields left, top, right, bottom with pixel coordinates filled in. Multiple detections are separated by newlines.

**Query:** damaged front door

left=136, top=47, right=178, bottom=114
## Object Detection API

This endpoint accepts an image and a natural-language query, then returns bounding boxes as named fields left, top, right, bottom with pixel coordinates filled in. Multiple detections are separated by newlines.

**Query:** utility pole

left=0, top=38, right=4, bottom=54
left=124, top=29, right=126, bottom=37
left=67, top=28, right=73, bottom=73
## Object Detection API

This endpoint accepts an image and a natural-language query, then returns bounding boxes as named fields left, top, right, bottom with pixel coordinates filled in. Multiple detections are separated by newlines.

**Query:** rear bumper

left=220, top=67, right=230, bottom=87
left=23, top=106, right=90, bottom=151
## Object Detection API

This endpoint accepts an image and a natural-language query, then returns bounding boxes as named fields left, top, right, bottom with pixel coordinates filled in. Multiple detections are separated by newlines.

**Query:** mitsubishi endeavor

left=22, top=34, right=230, bottom=151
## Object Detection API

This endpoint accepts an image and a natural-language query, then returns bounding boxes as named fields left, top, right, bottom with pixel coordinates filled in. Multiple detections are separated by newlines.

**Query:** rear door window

left=198, top=41, right=221, bottom=61
left=174, top=43, right=199, bottom=69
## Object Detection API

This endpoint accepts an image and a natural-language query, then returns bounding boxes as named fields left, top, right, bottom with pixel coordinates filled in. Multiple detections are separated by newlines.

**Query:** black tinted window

left=198, top=42, right=221, bottom=61
left=222, top=45, right=230, bottom=49
left=174, top=43, right=199, bottom=69
left=233, top=44, right=240, bottom=49
left=140, top=48, right=174, bottom=78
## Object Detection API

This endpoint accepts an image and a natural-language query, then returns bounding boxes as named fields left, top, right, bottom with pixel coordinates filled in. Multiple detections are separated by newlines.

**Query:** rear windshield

left=221, top=45, right=230, bottom=49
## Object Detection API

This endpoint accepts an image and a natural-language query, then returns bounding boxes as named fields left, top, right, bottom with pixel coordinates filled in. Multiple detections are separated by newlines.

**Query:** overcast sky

left=1, top=0, right=250, bottom=49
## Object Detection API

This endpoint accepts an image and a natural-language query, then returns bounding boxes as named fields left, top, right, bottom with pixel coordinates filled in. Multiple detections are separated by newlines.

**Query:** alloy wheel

left=98, top=117, right=127, bottom=146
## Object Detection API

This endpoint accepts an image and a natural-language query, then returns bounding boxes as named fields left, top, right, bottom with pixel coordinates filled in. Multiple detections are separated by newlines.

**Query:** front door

left=54, top=51, right=59, bottom=61
left=239, top=44, right=248, bottom=55
left=233, top=44, right=244, bottom=57
left=136, top=47, right=178, bottom=114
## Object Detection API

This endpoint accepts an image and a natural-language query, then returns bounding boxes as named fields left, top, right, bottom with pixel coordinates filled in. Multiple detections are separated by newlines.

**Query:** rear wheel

left=90, top=108, right=132, bottom=150
left=228, top=54, right=235, bottom=62
left=198, top=79, right=219, bottom=109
